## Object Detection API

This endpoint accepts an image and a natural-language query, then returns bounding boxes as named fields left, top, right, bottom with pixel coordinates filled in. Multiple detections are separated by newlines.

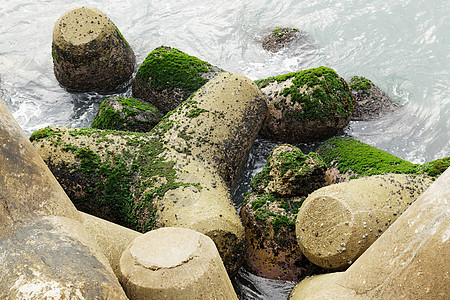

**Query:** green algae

left=421, top=157, right=450, bottom=177
left=114, top=24, right=130, bottom=48
left=255, top=66, right=354, bottom=122
left=318, top=136, right=419, bottom=177
left=91, top=97, right=160, bottom=131
left=349, top=76, right=373, bottom=95
left=136, top=46, right=214, bottom=92
left=29, top=126, right=56, bottom=142
left=273, top=27, right=298, bottom=38
left=271, top=215, right=295, bottom=234
left=31, top=127, right=201, bottom=232
left=251, top=145, right=327, bottom=195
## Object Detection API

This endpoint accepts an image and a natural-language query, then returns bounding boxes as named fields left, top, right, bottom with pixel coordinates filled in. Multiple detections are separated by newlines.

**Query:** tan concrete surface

left=119, top=227, right=238, bottom=300
left=290, top=167, right=449, bottom=299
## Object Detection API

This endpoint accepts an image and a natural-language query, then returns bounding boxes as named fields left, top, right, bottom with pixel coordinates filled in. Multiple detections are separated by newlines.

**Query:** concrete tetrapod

left=31, top=72, right=267, bottom=274
left=0, top=98, right=127, bottom=298
left=119, top=227, right=238, bottom=299
left=296, top=174, right=432, bottom=270
left=290, top=167, right=449, bottom=299
left=52, top=6, right=135, bottom=93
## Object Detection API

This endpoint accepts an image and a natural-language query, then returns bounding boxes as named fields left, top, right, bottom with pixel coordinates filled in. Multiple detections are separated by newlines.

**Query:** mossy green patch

left=34, top=127, right=201, bottom=233
left=114, top=24, right=130, bottom=48
left=255, top=66, right=353, bottom=122
left=421, top=157, right=450, bottom=177
left=91, top=97, right=160, bottom=131
left=318, top=137, right=419, bottom=177
left=271, top=215, right=295, bottom=234
left=136, top=46, right=213, bottom=92
left=273, top=27, right=298, bottom=38
left=29, top=126, right=56, bottom=142
left=349, top=76, right=373, bottom=95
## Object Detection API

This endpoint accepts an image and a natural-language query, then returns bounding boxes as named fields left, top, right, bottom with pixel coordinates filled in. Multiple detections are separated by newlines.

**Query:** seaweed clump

left=91, top=96, right=162, bottom=132
left=132, top=46, right=222, bottom=113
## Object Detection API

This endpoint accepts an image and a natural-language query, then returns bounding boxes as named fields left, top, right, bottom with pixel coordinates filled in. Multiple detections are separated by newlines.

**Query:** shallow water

left=1, top=0, right=449, bottom=298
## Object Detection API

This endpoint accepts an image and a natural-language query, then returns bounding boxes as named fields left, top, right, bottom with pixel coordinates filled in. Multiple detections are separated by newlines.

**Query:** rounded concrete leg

left=296, top=174, right=432, bottom=270
left=119, top=227, right=238, bottom=300
left=52, top=6, right=135, bottom=93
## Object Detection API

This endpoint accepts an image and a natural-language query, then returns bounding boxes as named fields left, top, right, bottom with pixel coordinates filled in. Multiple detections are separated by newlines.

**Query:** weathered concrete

left=0, top=98, right=127, bottom=298
left=52, top=6, right=135, bottom=93
left=0, top=216, right=128, bottom=299
left=0, top=99, right=81, bottom=227
left=31, top=72, right=267, bottom=274
left=119, top=227, right=238, bottom=300
left=240, top=144, right=328, bottom=280
left=296, top=174, right=432, bottom=270
left=81, top=212, right=141, bottom=278
left=290, top=167, right=449, bottom=299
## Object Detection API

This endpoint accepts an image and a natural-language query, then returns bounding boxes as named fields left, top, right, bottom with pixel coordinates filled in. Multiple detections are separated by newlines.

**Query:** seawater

left=1, top=0, right=449, bottom=299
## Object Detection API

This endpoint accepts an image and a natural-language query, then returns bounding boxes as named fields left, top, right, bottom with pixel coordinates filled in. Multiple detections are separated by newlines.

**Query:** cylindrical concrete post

left=296, top=174, right=432, bottom=270
left=52, top=6, right=135, bottom=93
left=0, top=98, right=127, bottom=298
left=289, top=167, right=449, bottom=299
left=119, top=227, right=238, bottom=300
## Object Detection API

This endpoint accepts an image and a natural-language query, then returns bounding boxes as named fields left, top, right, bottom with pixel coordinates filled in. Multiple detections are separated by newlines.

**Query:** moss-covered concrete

left=52, top=6, right=135, bottom=93
left=256, top=67, right=354, bottom=143
left=31, top=72, right=267, bottom=274
left=91, top=96, right=162, bottom=132
left=132, top=46, right=223, bottom=113
left=251, top=144, right=328, bottom=196
left=318, top=136, right=449, bottom=181
left=240, top=144, right=328, bottom=281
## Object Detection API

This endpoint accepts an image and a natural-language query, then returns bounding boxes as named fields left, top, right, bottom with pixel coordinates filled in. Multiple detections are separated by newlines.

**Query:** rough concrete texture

left=1, top=97, right=127, bottom=298
left=240, top=193, right=325, bottom=281
left=296, top=174, right=432, bottom=270
left=119, top=227, right=238, bottom=300
left=81, top=212, right=141, bottom=278
left=31, top=72, right=267, bottom=274
left=0, top=98, right=81, bottom=228
left=290, top=167, right=449, bottom=299
left=0, top=216, right=127, bottom=299
left=52, top=6, right=135, bottom=93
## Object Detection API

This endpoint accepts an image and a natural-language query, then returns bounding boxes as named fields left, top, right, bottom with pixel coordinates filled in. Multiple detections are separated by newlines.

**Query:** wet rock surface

left=349, top=76, right=397, bottom=121
left=262, top=28, right=315, bottom=53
